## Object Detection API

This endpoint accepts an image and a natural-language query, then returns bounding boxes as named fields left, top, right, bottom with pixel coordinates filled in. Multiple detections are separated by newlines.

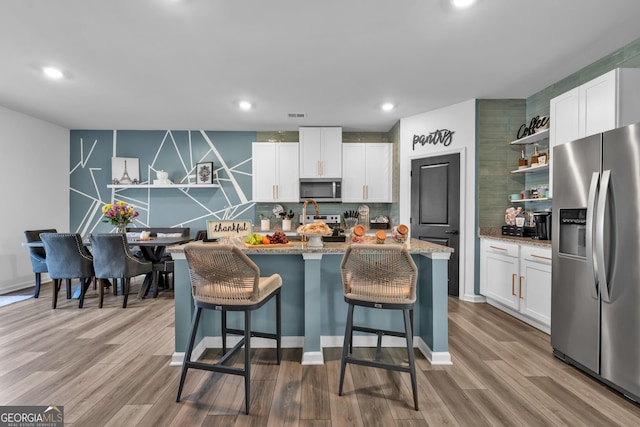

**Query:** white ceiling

left=1, top=0, right=640, bottom=132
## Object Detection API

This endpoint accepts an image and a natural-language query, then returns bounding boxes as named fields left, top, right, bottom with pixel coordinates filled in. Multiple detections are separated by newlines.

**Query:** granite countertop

left=479, top=227, right=551, bottom=248
left=167, top=237, right=453, bottom=255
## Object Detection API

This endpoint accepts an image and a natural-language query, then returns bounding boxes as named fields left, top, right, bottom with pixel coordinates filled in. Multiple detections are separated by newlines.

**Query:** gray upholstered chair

left=338, top=244, right=419, bottom=410
left=90, top=234, right=153, bottom=308
left=176, top=243, right=282, bottom=415
left=24, top=229, right=58, bottom=298
left=39, top=233, right=95, bottom=309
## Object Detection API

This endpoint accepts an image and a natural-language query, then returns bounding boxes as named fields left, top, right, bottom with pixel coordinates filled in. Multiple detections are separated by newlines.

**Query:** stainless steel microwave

left=299, top=178, right=342, bottom=202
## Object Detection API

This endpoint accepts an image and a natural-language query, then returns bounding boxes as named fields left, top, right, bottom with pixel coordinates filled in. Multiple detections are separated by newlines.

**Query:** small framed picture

left=196, top=162, right=214, bottom=184
left=112, top=157, right=140, bottom=185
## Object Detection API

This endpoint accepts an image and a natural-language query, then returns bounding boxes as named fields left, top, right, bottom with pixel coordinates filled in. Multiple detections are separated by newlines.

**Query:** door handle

left=586, top=172, right=599, bottom=299
left=445, top=230, right=459, bottom=235
left=596, top=170, right=611, bottom=303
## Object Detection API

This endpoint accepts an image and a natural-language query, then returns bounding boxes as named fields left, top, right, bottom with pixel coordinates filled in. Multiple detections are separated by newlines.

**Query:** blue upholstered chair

left=39, top=233, right=95, bottom=309
left=90, top=234, right=153, bottom=308
left=24, top=229, right=57, bottom=298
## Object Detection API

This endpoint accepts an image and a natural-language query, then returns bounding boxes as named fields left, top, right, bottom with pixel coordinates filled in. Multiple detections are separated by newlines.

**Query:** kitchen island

left=167, top=238, right=453, bottom=366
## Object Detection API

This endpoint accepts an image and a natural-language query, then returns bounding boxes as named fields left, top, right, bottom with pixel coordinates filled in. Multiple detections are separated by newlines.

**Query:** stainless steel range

left=300, top=213, right=342, bottom=229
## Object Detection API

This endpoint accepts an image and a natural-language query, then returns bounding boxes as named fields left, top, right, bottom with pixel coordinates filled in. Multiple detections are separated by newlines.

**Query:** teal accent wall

left=70, top=130, right=256, bottom=234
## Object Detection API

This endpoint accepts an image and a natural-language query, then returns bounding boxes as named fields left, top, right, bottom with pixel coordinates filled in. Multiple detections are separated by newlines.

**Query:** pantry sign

left=412, top=128, right=455, bottom=150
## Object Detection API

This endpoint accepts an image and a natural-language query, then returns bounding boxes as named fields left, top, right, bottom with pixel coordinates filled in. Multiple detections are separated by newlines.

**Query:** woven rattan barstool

left=176, top=243, right=282, bottom=415
left=338, top=244, right=419, bottom=410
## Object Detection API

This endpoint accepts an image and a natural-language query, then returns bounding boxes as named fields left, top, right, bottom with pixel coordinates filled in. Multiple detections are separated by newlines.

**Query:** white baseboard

left=463, top=294, right=486, bottom=303
left=171, top=335, right=453, bottom=366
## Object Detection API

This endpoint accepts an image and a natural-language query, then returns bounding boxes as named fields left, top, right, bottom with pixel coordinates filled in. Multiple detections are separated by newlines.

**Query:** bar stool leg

left=176, top=307, right=202, bottom=402
left=276, top=289, right=282, bottom=363
left=244, top=309, right=251, bottom=415
left=404, top=308, right=418, bottom=410
left=338, top=303, right=355, bottom=396
left=221, top=309, right=227, bottom=354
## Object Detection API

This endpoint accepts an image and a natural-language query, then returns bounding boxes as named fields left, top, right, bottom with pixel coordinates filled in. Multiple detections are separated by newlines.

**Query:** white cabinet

left=480, top=240, right=520, bottom=310
left=519, top=245, right=552, bottom=327
left=550, top=68, right=640, bottom=197
left=342, top=143, right=392, bottom=203
left=252, top=143, right=299, bottom=202
left=299, top=127, right=342, bottom=178
left=480, top=238, right=551, bottom=332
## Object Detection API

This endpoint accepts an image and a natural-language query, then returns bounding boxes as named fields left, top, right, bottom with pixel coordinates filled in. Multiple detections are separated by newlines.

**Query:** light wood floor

left=2, top=281, right=640, bottom=426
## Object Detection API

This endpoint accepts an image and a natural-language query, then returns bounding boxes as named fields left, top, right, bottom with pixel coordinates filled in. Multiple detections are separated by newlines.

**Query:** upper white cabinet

left=549, top=68, right=640, bottom=197
left=252, top=142, right=299, bottom=202
left=342, top=143, right=392, bottom=203
left=299, top=127, right=342, bottom=178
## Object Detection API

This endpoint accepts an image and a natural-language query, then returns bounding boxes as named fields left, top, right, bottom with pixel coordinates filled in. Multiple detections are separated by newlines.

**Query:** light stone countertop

left=167, top=237, right=453, bottom=255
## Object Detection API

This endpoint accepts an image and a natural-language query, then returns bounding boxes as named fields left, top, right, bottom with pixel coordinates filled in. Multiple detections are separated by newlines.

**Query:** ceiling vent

left=288, top=113, right=306, bottom=118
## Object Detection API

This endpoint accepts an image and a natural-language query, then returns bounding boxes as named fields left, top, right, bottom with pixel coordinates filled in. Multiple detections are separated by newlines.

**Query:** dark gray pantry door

left=411, top=153, right=460, bottom=296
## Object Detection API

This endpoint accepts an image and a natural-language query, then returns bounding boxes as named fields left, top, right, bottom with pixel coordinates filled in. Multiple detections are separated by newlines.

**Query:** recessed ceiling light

left=382, top=103, right=394, bottom=111
left=239, top=101, right=252, bottom=110
left=42, top=66, right=64, bottom=79
left=451, top=0, right=477, bottom=9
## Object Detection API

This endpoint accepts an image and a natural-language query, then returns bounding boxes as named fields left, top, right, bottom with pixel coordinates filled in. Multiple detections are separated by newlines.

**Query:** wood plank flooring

left=1, top=281, right=640, bottom=426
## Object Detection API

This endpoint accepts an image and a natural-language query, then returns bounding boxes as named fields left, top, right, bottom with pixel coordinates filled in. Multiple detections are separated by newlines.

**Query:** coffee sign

left=412, top=129, right=455, bottom=151
left=516, top=115, right=549, bottom=139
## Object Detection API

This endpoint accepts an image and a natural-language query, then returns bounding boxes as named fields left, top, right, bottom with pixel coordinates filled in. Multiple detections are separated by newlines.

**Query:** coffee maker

left=533, top=211, right=552, bottom=240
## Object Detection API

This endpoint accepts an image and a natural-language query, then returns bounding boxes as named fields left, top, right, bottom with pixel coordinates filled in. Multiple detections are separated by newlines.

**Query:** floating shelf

left=509, top=129, right=549, bottom=145
left=510, top=164, right=549, bottom=174
left=510, top=198, right=552, bottom=203
left=107, top=183, right=219, bottom=189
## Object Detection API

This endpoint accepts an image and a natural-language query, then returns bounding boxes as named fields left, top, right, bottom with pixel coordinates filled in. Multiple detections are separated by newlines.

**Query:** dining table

left=22, top=235, right=193, bottom=300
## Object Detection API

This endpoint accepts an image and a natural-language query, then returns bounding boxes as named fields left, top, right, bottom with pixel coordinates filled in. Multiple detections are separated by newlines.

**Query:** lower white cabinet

left=480, top=238, right=551, bottom=333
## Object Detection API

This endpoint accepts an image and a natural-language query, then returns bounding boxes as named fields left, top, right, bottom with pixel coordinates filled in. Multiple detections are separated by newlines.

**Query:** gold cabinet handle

left=490, top=245, right=508, bottom=251
left=519, top=276, right=524, bottom=299
left=275, top=184, right=279, bottom=200
left=531, top=254, right=552, bottom=261
left=272, top=185, right=275, bottom=200
left=511, top=274, right=517, bottom=296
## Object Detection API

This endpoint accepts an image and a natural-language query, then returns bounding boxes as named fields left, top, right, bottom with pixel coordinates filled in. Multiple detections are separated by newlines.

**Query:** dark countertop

left=479, top=227, right=552, bottom=248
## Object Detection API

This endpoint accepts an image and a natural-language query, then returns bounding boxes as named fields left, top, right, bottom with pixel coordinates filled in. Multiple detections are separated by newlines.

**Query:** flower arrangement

left=102, top=201, right=139, bottom=232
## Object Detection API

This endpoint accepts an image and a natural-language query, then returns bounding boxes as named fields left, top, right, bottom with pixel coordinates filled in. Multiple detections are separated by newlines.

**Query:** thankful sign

left=207, top=220, right=252, bottom=238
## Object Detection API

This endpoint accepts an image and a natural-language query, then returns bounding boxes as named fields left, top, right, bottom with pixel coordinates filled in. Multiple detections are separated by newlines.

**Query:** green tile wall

left=478, top=37, right=640, bottom=228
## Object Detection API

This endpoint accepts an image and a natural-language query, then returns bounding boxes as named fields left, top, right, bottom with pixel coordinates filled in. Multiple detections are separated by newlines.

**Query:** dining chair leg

left=52, top=279, right=61, bottom=309
left=34, top=273, right=41, bottom=298
left=122, top=278, right=130, bottom=308
left=244, top=309, right=251, bottom=415
left=176, top=307, right=203, bottom=402
left=99, top=279, right=105, bottom=308
left=78, top=277, right=92, bottom=308
left=66, top=279, right=72, bottom=299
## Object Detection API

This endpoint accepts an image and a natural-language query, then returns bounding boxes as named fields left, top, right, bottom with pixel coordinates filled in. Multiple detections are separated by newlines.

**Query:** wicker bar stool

left=338, top=244, right=419, bottom=410
left=176, top=243, right=282, bottom=415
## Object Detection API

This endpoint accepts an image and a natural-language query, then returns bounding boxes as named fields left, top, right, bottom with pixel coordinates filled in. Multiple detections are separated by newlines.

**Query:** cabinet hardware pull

left=365, top=184, right=369, bottom=199
left=531, top=254, right=552, bottom=261
left=272, top=185, right=275, bottom=200
left=275, top=184, right=279, bottom=200
left=511, top=274, right=517, bottom=296
left=519, top=276, right=524, bottom=299
left=363, top=185, right=366, bottom=200
left=490, top=245, right=508, bottom=251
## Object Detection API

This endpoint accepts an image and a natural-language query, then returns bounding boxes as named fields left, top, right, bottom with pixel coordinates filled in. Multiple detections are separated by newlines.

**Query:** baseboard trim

left=171, top=335, right=453, bottom=366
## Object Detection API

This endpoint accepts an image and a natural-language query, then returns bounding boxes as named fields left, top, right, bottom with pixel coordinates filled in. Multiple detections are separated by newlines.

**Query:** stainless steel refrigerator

left=552, top=122, right=640, bottom=402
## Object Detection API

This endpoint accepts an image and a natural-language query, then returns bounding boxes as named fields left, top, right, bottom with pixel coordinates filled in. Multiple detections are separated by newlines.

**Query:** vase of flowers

left=102, top=201, right=139, bottom=233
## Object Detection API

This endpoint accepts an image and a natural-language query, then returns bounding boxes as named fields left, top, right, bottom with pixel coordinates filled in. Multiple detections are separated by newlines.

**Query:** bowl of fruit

left=244, top=231, right=291, bottom=247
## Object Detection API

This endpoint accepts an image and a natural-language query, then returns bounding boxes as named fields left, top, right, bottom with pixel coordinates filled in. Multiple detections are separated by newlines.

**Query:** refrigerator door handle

left=596, top=170, right=611, bottom=303
left=586, top=172, right=600, bottom=299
